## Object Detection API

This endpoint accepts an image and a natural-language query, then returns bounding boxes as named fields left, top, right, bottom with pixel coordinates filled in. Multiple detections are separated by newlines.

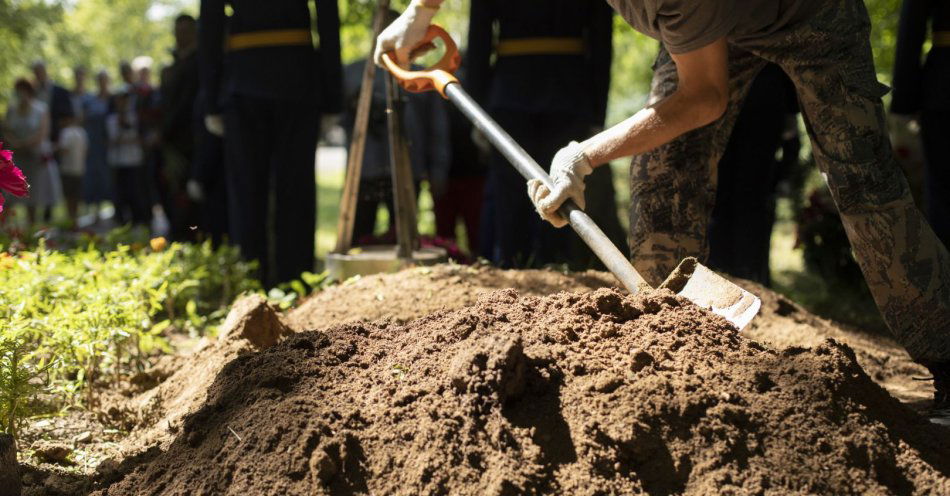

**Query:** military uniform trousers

left=629, top=0, right=950, bottom=363
left=224, top=95, right=320, bottom=286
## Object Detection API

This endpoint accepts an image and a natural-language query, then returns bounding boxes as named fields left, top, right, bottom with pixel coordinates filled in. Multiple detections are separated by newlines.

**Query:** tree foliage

left=0, top=0, right=192, bottom=108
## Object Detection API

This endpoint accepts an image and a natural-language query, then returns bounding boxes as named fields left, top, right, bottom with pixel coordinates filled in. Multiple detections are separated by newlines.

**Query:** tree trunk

left=0, top=433, right=21, bottom=496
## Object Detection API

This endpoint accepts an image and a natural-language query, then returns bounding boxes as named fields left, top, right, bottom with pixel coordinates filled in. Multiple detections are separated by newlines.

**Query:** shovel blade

left=658, top=258, right=761, bottom=331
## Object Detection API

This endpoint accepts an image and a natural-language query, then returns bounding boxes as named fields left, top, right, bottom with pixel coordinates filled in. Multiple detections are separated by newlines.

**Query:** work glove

left=205, top=114, right=225, bottom=137
left=373, top=0, right=439, bottom=67
left=527, top=141, right=592, bottom=228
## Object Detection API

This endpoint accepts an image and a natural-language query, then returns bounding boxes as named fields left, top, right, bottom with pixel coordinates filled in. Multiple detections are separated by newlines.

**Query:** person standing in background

left=70, top=66, right=89, bottom=123
left=82, top=70, right=114, bottom=224
left=107, top=92, right=150, bottom=226
left=190, top=86, right=229, bottom=245
left=31, top=61, right=75, bottom=144
left=3, top=78, right=61, bottom=225
left=132, top=56, right=161, bottom=227
left=56, top=114, right=88, bottom=227
left=465, top=0, right=625, bottom=269
left=116, top=61, right=135, bottom=96
left=159, top=14, right=201, bottom=241
left=200, top=0, right=342, bottom=287
left=891, top=0, right=950, bottom=247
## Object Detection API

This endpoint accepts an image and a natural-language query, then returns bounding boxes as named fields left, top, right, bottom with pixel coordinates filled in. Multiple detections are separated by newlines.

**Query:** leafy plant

left=0, top=311, right=52, bottom=438
left=0, top=234, right=262, bottom=437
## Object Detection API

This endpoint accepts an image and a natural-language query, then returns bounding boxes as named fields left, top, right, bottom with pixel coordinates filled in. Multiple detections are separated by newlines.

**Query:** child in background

left=56, top=114, right=88, bottom=227
left=106, top=92, right=149, bottom=226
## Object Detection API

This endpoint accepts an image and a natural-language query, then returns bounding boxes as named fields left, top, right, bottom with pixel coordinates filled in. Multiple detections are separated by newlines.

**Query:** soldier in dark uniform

left=707, top=63, right=799, bottom=286
left=159, top=14, right=201, bottom=241
left=199, top=0, right=342, bottom=287
left=892, top=0, right=950, bottom=249
left=466, top=0, right=625, bottom=269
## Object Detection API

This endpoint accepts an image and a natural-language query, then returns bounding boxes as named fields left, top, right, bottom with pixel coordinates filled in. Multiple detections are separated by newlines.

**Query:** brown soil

left=287, top=264, right=618, bottom=329
left=738, top=279, right=932, bottom=407
left=20, top=264, right=945, bottom=495
left=288, top=264, right=932, bottom=407
left=96, top=287, right=950, bottom=495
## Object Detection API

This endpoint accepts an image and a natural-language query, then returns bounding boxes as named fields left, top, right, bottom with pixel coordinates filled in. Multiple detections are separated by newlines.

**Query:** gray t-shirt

left=606, top=0, right=821, bottom=54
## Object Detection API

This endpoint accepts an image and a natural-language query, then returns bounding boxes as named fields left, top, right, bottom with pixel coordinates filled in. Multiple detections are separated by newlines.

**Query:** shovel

left=380, top=26, right=761, bottom=330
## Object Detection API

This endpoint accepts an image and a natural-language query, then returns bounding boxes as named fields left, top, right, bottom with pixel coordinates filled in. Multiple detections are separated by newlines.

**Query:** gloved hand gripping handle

left=381, top=26, right=651, bottom=294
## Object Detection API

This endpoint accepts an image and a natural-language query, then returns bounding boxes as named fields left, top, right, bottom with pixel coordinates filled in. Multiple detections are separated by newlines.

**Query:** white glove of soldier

left=204, top=114, right=225, bottom=137
left=373, top=0, right=439, bottom=67
left=527, top=141, right=593, bottom=228
left=186, top=180, right=205, bottom=202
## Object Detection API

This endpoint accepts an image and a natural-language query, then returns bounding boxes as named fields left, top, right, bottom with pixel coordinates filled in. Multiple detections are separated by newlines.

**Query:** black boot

left=932, top=363, right=949, bottom=409
left=926, top=362, right=949, bottom=426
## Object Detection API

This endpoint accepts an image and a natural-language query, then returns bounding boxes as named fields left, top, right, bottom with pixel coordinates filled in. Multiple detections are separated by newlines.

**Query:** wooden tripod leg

left=334, top=0, right=391, bottom=254
left=385, top=74, right=419, bottom=260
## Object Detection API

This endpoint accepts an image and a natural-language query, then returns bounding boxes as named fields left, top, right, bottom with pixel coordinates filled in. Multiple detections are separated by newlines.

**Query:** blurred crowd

left=1, top=0, right=946, bottom=292
left=2, top=15, right=207, bottom=241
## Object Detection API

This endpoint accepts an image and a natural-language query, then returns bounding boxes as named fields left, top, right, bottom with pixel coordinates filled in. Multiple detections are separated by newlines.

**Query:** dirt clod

left=219, top=293, right=293, bottom=349
left=30, top=442, right=72, bottom=466
left=95, top=288, right=950, bottom=495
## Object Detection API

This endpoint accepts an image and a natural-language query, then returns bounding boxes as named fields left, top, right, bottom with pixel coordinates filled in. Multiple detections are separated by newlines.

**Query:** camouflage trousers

left=628, top=0, right=950, bottom=363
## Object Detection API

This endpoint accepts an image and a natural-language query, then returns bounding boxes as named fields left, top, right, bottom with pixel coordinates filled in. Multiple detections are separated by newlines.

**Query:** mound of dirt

left=739, top=280, right=931, bottom=406
left=97, top=288, right=950, bottom=495
left=287, top=263, right=617, bottom=329
left=115, top=294, right=293, bottom=453
left=289, top=264, right=932, bottom=405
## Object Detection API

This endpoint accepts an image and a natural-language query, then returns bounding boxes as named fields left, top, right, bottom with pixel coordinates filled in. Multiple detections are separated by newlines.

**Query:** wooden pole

left=334, top=0, right=391, bottom=254
left=385, top=74, right=419, bottom=260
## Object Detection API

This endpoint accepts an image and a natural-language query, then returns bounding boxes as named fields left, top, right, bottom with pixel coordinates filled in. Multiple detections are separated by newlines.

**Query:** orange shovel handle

left=380, top=25, right=461, bottom=99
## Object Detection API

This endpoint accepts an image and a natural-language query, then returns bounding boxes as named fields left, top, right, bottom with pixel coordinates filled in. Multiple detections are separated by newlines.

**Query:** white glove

left=373, top=0, right=439, bottom=67
left=527, top=141, right=593, bottom=228
left=321, top=113, right=340, bottom=132
left=205, top=114, right=225, bottom=137
left=186, top=180, right=205, bottom=202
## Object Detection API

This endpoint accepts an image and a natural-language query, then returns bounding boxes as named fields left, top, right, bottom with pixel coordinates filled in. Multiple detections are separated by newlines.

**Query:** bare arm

left=581, top=38, right=730, bottom=167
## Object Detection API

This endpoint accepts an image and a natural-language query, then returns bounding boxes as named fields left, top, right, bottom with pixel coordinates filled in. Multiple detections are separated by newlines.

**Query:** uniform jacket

left=465, top=0, right=614, bottom=125
left=892, top=0, right=950, bottom=113
left=199, top=0, right=342, bottom=113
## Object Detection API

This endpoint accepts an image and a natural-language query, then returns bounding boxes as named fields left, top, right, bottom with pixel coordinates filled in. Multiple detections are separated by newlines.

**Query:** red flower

left=0, top=142, right=29, bottom=213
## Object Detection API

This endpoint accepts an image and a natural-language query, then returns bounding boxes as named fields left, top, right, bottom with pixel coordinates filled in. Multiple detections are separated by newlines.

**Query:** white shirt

left=57, top=125, right=88, bottom=176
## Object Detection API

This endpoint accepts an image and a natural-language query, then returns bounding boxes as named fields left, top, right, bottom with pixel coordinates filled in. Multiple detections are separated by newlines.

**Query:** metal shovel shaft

left=443, top=83, right=651, bottom=295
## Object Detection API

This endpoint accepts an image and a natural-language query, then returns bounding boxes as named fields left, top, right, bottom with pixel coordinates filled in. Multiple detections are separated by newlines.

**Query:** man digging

left=376, top=0, right=950, bottom=422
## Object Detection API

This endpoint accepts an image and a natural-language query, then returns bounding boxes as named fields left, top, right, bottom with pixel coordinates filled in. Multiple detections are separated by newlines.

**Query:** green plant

left=0, top=311, right=52, bottom=438
left=0, top=234, right=262, bottom=436
left=267, top=271, right=332, bottom=310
